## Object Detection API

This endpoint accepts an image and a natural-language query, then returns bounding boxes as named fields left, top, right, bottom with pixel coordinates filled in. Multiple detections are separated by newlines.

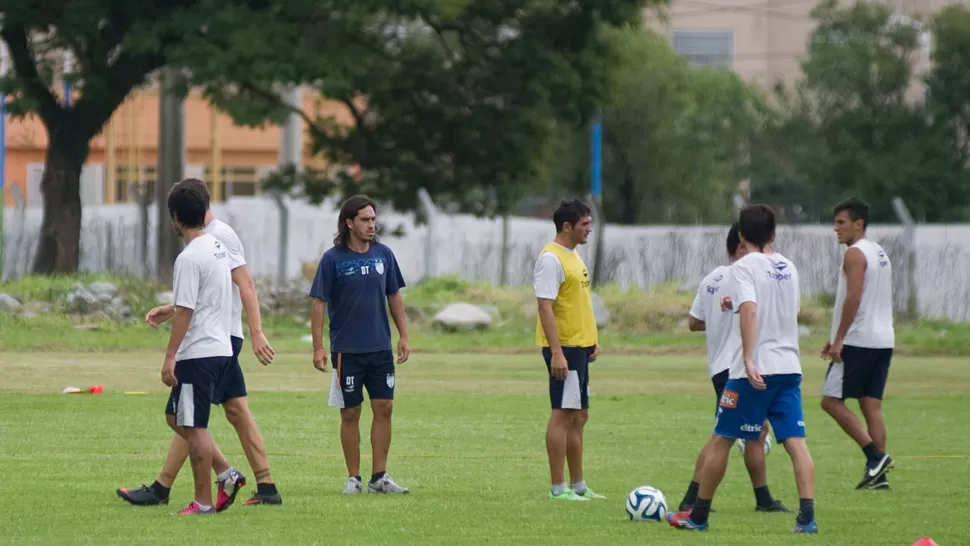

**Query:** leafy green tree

left=926, top=4, right=970, bottom=220
left=752, top=0, right=969, bottom=222
left=250, top=1, right=664, bottom=217
left=548, top=27, right=768, bottom=224
left=2, top=0, right=660, bottom=274
left=0, top=1, right=321, bottom=273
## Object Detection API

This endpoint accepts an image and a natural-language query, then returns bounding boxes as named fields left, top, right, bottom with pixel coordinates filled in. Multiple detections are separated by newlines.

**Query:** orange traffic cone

left=912, top=538, right=940, bottom=546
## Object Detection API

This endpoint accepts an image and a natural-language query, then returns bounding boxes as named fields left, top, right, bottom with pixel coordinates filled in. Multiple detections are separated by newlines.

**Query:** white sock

left=217, top=468, right=234, bottom=482
left=571, top=480, right=587, bottom=494
left=197, top=504, right=212, bottom=511
left=551, top=482, right=567, bottom=496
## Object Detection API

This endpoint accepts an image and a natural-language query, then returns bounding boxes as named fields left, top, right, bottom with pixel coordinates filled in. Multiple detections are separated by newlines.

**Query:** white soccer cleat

left=367, top=473, right=409, bottom=494
left=342, top=476, right=363, bottom=495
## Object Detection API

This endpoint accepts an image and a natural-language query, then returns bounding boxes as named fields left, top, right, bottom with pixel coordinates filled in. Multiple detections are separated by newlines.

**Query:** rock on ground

left=433, top=303, right=493, bottom=331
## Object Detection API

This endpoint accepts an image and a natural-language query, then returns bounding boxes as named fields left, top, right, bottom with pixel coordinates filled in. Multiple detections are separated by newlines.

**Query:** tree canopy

left=0, top=0, right=661, bottom=274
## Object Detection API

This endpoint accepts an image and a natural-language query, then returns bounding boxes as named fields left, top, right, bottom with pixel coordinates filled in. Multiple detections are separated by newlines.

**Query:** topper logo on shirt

left=877, top=251, right=889, bottom=267
left=707, top=274, right=723, bottom=294
left=766, top=261, right=792, bottom=281
left=212, top=240, right=227, bottom=259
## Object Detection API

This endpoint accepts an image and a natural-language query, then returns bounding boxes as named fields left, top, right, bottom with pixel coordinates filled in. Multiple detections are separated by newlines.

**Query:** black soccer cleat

left=117, top=485, right=168, bottom=506
left=242, top=491, right=283, bottom=506
left=866, top=475, right=890, bottom=490
left=756, top=499, right=793, bottom=512
left=856, top=454, right=894, bottom=489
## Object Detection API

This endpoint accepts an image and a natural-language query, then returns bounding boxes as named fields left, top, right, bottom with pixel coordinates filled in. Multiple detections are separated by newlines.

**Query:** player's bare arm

left=161, top=306, right=193, bottom=387
left=146, top=304, right=176, bottom=328
left=310, top=297, right=328, bottom=371
left=387, top=291, right=410, bottom=364
left=537, top=298, right=568, bottom=380
left=688, top=316, right=706, bottom=332
left=231, top=265, right=275, bottom=365
left=823, top=247, right=866, bottom=362
left=739, top=302, right=765, bottom=390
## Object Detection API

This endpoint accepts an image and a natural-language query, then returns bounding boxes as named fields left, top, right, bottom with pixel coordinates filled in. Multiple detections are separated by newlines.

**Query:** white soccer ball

left=625, top=486, right=668, bottom=522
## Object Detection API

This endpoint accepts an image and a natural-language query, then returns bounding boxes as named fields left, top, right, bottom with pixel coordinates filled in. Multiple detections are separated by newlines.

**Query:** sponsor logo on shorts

left=386, top=374, right=395, bottom=388
left=741, top=424, right=762, bottom=432
left=798, top=420, right=805, bottom=427
left=719, top=390, right=738, bottom=409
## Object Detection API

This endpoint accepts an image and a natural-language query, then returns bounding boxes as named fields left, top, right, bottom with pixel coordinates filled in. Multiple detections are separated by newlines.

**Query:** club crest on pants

left=386, top=373, right=395, bottom=388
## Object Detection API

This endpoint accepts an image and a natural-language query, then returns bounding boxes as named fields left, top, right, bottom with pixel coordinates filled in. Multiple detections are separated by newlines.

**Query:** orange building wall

left=2, top=89, right=353, bottom=206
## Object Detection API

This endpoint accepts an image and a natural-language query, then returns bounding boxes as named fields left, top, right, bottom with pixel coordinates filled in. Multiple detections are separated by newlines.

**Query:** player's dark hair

left=553, top=199, right=592, bottom=233
left=334, top=194, right=379, bottom=248
left=167, top=183, right=207, bottom=229
left=178, top=178, right=211, bottom=209
left=833, top=197, right=869, bottom=229
left=738, top=204, right=776, bottom=250
left=726, top=222, right=741, bottom=257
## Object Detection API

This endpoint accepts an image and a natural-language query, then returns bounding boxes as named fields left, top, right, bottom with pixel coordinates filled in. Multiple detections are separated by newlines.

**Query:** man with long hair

left=310, top=194, right=411, bottom=494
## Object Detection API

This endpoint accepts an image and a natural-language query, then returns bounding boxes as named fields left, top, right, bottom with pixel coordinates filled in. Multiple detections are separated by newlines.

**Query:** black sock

left=257, top=483, right=278, bottom=495
left=370, top=471, right=386, bottom=483
left=151, top=481, right=170, bottom=499
left=862, top=442, right=884, bottom=465
left=681, top=481, right=700, bottom=508
left=690, top=498, right=712, bottom=525
left=754, top=485, right=774, bottom=507
left=354, top=475, right=362, bottom=483
left=797, top=498, right=814, bottom=525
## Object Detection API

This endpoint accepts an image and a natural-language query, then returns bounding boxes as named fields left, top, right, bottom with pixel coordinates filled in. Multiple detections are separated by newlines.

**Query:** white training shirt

left=205, top=219, right=247, bottom=340
left=830, top=238, right=895, bottom=349
left=172, top=233, right=234, bottom=361
left=689, top=265, right=740, bottom=378
left=533, top=244, right=569, bottom=300
left=729, top=251, right=802, bottom=379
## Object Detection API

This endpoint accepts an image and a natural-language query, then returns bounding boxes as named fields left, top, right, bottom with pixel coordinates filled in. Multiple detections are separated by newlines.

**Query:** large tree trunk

left=31, top=133, right=89, bottom=274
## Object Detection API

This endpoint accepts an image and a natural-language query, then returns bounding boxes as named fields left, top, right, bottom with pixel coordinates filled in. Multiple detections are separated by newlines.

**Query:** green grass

left=5, top=274, right=970, bottom=356
left=1, top=351, right=967, bottom=545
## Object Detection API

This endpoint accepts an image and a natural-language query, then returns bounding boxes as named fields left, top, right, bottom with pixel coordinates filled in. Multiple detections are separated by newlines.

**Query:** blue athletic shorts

left=714, top=373, right=805, bottom=443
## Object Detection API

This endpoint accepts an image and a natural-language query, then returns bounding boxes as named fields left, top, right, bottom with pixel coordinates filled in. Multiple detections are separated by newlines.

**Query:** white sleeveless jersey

left=830, top=239, right=895, bottom=348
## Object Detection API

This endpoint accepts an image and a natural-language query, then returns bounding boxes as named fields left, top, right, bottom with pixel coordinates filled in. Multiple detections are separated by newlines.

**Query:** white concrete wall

left=5, top=196, right=970, bottom=320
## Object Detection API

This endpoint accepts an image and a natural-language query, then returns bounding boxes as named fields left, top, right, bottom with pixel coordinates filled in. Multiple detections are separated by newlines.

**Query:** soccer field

left=1, top=351, right=967, bottom=545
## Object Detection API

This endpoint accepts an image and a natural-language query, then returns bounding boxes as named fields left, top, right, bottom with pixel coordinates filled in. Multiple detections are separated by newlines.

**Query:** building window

left=203, top=166, right=261, bottom=201
left=672, top=30, right=734, bottom=69
left=114, top=165, right=156, bottom=203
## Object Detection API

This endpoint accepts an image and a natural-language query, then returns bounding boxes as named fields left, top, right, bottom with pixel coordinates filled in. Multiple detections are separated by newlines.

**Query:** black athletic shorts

left=542, top=346, right=593, bottom=410
left=165, top=355, right=233, bottom=428
left=329, top=350, right=396, bottom=409
left=822, top=345, right=893, bottom=400
left=213, top=336, right=248, bottom=404
left=711, top=369, right=729, bottom=418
